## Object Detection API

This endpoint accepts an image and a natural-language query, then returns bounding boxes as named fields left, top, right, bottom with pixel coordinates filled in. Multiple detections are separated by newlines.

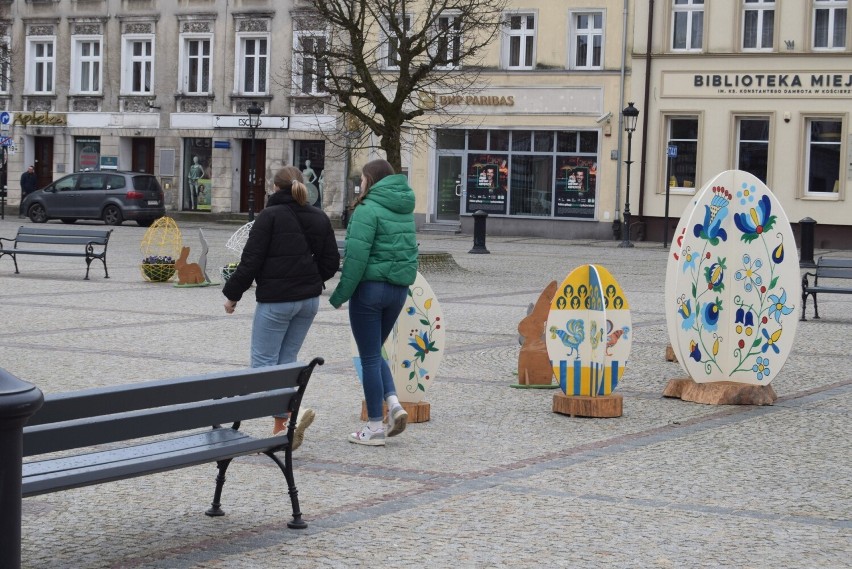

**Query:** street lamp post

left=619, top=102, right=640, bottom=248
left=245, top=102, right=262, bottom=221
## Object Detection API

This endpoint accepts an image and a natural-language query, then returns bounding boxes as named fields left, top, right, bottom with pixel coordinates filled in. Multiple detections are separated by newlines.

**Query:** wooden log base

left=360, top=400, right=431, bottom=423
left=663, top=378, right=777, bottom=406
left=665, top=344, right=679, bottom=363
left=552, top=393, right=623, bottom=418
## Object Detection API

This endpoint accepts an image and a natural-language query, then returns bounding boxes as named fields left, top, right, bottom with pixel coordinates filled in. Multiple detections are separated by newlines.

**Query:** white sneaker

left=348, top=424, right=386, bottom=446
left=385, top=405, right=408, bottom=438
left=291, top=408, right=315, bottom=451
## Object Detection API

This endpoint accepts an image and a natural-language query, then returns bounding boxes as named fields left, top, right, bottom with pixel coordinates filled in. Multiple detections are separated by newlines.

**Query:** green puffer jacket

left=330, top=173, right=418, bottom=308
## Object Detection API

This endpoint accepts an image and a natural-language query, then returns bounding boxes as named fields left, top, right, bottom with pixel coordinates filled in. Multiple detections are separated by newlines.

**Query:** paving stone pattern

left=0, top=217, right=849, bottom=569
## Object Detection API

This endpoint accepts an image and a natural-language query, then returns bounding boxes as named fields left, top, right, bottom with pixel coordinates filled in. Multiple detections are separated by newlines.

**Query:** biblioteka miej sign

left=663, top=71, right=852, bottom=97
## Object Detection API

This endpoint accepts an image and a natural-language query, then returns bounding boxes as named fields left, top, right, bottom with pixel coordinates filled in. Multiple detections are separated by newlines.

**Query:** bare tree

left=290, top=0, right=508, bottom=171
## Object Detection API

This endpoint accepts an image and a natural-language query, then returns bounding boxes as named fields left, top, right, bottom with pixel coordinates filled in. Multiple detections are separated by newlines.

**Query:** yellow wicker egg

left=140, top=216, right=183, bottom=282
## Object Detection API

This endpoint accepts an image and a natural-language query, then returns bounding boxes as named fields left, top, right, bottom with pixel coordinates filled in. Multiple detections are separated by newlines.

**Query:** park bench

left=22, top=358, right=323, bottom=532
left=801, top=257, right=852, bottom=320
left=0, top=225, right=112, bottom=279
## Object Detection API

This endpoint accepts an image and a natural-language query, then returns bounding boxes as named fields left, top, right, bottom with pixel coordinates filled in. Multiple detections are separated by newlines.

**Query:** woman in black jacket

left=223, top=166, right=339, bottom=444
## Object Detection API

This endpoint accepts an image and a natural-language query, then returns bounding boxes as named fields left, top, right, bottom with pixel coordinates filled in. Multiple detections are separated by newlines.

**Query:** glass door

left=436, top=155, right=463, bottom=221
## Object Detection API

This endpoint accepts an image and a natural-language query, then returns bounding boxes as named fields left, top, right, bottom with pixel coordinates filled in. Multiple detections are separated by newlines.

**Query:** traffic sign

left=0, top=111, right=10, bottom=125
left=0, top=136, right=13, bottom=147
left=667, top=145, right=678, bottom=158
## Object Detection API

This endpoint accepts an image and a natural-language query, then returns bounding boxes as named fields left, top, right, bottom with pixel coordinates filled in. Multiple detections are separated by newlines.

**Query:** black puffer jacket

left=223, top=189, right=340, bottom=303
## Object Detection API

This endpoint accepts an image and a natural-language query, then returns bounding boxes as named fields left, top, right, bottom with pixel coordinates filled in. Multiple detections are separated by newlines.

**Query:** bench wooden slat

left=23, top=430, right=282, bottom=497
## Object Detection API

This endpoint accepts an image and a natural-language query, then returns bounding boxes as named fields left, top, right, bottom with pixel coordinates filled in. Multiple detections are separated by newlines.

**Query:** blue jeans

left=251, top=297, right=319, bottom=418
left=349, top=281, right=408, bottom=421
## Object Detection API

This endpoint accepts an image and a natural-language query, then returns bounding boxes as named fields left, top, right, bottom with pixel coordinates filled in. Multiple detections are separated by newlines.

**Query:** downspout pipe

left=614, top=0, right=628, bottom=238
left=637, top=0, right=655, bottom=222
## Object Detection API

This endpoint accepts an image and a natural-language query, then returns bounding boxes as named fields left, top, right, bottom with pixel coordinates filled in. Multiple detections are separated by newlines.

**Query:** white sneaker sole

left=291, top=408, right=315, bottom=451
left=386, top=407, right=408, bottom=437
left=348, top=432, right=386, bottom=446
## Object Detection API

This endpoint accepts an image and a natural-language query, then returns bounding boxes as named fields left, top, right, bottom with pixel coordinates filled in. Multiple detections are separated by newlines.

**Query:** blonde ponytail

left=291, top=180, right=308, bottom=206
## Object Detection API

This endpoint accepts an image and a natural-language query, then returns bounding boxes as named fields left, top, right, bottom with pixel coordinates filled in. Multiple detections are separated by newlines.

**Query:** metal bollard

left=0, top=369, right=44, bottom=569
left=468, top=210, right=490, bottom=254
left=798, top=217, right=817, bottom=268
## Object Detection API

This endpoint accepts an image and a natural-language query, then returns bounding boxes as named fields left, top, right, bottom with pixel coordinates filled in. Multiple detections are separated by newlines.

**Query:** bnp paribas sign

left=662, top=71, right=852, bottom=97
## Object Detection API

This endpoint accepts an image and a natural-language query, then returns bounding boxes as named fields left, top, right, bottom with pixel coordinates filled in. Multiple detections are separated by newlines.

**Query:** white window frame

left=434, top=13, right=462, bottom=70
left=179, top=34, right=213, bottom=95
left=813, top=0, right=848, bottom=50
left=236, top=34, right=270, bottom=95
left=742, top=0, right=775, bottom=51
left=0, top=38, right=10, bottom=94
left=70, top=35, right=103, bottom=95
left=502, top=12, right=536, bottom=70
left=381, top=14, right=412, bottom=70
left=121, top=35, right=155, bottom=95
left=26, top=37, right=56, bottom=94
left=665, top=114, right=702, bottom=194
left=293, top=29, right=328, bottom=95
left=569, top=11, right=604, bottom=70
left=803, top=116, right=845, bottom=197
left=671, top=0, right=704, bottom=52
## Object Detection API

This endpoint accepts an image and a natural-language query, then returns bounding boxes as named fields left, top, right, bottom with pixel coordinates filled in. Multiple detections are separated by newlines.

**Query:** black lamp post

left=245, top=102, right=262, bottom=221
left=619, top=102, right=640, bottom=248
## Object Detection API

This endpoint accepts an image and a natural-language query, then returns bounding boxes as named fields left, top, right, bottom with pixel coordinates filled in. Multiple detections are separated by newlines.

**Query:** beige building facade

left=0, top=0, right=347, bottom=222
left=632, top=1, right=852, bottom=248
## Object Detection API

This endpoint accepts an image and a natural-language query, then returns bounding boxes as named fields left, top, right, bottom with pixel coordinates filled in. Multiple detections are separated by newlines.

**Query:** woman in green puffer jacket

left=330, top=159, right=418, bottom=446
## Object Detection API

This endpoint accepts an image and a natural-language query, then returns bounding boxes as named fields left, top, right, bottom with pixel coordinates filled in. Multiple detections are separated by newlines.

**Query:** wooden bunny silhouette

left=175, top=246, right=206, bottom=285
left=517, top=280, right=558, bottom=385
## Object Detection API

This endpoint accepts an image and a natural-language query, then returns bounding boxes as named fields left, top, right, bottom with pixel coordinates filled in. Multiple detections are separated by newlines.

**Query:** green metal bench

left=801, top=257, right=852, bottom=320
left=0, top=225, right=112, bottom=279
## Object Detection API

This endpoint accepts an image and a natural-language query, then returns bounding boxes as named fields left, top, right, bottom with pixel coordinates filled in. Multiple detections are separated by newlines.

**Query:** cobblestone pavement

left=1, top=216, right=849, bottom=569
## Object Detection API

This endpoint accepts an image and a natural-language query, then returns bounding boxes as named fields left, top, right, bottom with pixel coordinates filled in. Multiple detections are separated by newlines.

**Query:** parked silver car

left=22, top=171, right=166, bottom=227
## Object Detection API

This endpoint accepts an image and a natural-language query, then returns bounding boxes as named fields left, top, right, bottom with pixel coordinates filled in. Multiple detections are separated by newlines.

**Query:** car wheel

left=60, top=218, right=77, bottom=224
left=28, top=203, right=48, bottom=223
left=102, top=205, right=124, bottom=226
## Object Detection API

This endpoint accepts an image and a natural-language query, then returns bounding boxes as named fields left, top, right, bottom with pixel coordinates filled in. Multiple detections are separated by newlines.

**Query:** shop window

left=512, top=131, right=532, bottom=152
left=503, top=13, right=535, bottom=70
left=743, top=0, right=775, bottom=51
left=295, top=140, right=325, bottom=207
left=75, top=138, right=101, bottom=172
left=383, top=14, right=411, bottom=70
left=534, top=131, right=553, bottom=152
left=510, top=155, right=552, bottom=216
left=805, top=118, right=843, bottom=194
left=183, top=139, right=212, bottom=211
left=71, top=37, right=102, bottom=94
left=671, top=0, right=704, bottom=52
left=181, top=37, right=212, bottom=95
left=667, top=116, right=699, bottom=190
left=570, top=12, right=603, bottom=69
left=466, top=153, right=508, bottom=215
left=238, top=36, right=269, bottom=95
left=736, top=117, right=770, bottom=183
left=27, top=38, right=55, bottom=94
left=469, top=130, right=487, bottom=150
left=490, top=131, right=510, bottom=151
left=813, top=0, right=848, bottom=50
left=122, top=36, right=154, bottom=95
left=436, top=129, right=465, bottom=150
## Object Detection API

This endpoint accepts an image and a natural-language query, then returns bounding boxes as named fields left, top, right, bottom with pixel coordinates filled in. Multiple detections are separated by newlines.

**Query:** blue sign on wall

left=213, top=140, right=231, bottom=149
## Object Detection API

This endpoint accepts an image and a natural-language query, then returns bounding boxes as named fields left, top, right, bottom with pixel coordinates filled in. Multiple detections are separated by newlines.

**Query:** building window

left=294, top=30, right=327, bottom=94
left=743, top=0, right=775, bottom=50
left=383, top=15, right=411, bottom=70
left=435, top=14, right=462, bottom=69
left=667, top=116, right=700, bottom=190
left=71, top=37, right=102, bottom=94
left=571, top=12, right=603, bottom=69
left=237, top=36, right=269, bottom=95
left=27, top=38, right=56, bottom=94
left=813, top=0, right=848, bottom=50
left=182, top=37, right=211, bottom=94
left=672, top=0, right=704, bottom=51
left=74, top=137, right=101, bottom=172
left=504, top=14, right=535, bottom=70
left=122, top=36, right=154, bottom=94
left=0, top=39, right=10, bottom=94
left=183, top=138, right=212, bottom=211
left=805, top=118, right=843, bottom=194
left=736, top=117, right=770, bottom=183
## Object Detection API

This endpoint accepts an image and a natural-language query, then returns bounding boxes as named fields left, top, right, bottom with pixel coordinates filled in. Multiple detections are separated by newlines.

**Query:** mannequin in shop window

left=188, top=156, right=205, bottom=210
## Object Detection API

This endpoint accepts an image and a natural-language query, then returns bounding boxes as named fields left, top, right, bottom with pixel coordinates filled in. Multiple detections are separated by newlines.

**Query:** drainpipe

left=613, top=0, right=629, bottom=239
left=637, top=0, right=655, bottom=226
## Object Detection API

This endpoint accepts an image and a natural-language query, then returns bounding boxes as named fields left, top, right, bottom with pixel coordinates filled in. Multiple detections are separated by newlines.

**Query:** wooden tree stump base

left=360, top=400, right=431, bottom=423
left=663, top=378, right=776, bottom=405
left=552, top=393, right=623, bottom=418
left=665, top=344, right=679, bottom=363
